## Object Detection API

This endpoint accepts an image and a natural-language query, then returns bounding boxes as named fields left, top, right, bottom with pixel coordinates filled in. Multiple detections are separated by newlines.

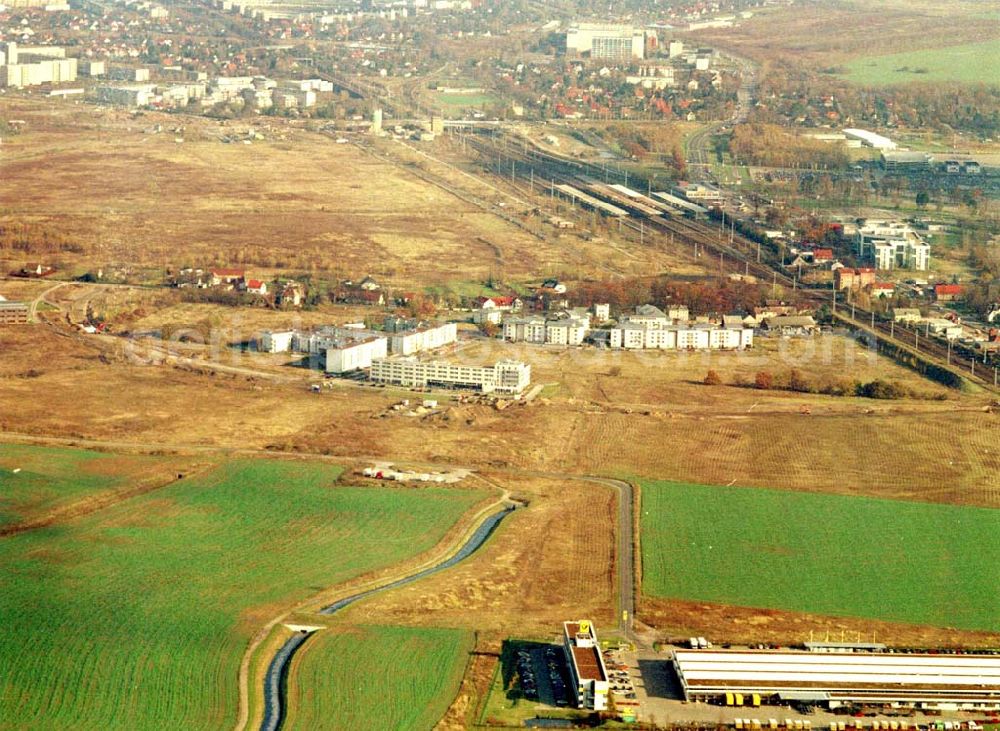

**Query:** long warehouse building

left=673, top=650, right=1000, bottom=711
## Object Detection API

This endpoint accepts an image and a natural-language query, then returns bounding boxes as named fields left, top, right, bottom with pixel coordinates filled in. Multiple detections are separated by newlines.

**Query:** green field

left=841, top=39, right=1000, bottom=86
left=0, top=445, right=178, bottom=527
left=436, top=93, right=497, bottom=108
left=0, top=454, right=486, bottom=730
left=641, top=480, right=1000, bottom=631
left=286, top=625, right=473, bottom=731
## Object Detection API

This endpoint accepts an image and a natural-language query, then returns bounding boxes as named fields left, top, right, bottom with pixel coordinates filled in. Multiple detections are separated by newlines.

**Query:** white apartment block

left=259, top=330, right=294, bottom=353
left=389, top=322, right=457, bottom=355
left=566, top=23, right=645, bottom=61
left=855, top=220, right=930, bottom=271
left=96, top=84, right=155, bottom=107
left=472, top=307, right=503, bottom=325
left=370, top=358, right=531, bottom=395
left=609, top=324, right=753, bottom=350
left=503, top=314, right=589, bottom=346
left=325, top=336, right=388, bottom=373
left=1, top=43, right=77, bottom=88
left=293, top=326, right=361, bottom=355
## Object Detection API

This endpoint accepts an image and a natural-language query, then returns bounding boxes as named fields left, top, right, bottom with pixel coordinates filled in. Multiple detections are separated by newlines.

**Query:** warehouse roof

left=674, top=650, right=1000, bottom=699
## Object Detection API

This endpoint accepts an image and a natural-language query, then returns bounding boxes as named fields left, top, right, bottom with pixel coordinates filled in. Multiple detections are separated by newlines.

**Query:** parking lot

left=513, top=643, right=571, bottom=708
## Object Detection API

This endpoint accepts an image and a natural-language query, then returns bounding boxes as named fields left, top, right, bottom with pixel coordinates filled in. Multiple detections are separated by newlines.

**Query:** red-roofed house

left=813, top=248, right=834, bottom=262
left=934, top=284, right=964, bottom=302
left=476, top=296, right=523, bottom=312
left=245, top=279, right=268, bottom=295
left=870, top=282, right=895, bottom=298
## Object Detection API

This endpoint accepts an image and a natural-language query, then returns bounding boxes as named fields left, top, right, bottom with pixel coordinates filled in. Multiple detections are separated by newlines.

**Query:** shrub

left=754, top=371, right=774, bottom=390
left=788, top=369, right=812, bottom=393
left=704, top=370, right=722, bottom=386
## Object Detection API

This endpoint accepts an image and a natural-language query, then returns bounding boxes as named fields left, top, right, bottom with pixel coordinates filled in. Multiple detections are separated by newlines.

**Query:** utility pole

left=947, top=338, right=952, bottom=365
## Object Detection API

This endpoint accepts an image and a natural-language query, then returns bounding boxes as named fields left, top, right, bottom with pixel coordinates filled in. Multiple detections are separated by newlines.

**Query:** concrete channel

left=259, top=505, right=517, bottom=731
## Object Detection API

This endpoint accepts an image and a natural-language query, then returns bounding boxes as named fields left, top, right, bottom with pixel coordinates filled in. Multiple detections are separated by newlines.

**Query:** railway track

left=457, top=129, right=999, bottom=392
left=462, top=131, right=809, bottom=292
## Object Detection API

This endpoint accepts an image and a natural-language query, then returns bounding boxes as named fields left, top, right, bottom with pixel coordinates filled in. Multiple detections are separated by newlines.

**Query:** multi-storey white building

left=563, top=621, right=610, bottom=711
left=0, top=43, right=77, bottom=88
left=855, top=220, right=930, bottom=271
left=503, top=313, right=589, bottom=346
left=325, top=335, right=388, bottom=373
left=259, top=330, right=294, bottom=353
left=389, top=322, right=457, bottom=355
left=96, top=84, right=156, bottom=107
left=565, top=23, right=646, bottom=61
left=609, top=324, right=753, bottom=350
left=369, top=358, right=530, bottom=395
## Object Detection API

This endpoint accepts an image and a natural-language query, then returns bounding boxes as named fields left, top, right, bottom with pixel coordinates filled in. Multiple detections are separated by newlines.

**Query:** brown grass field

left=693, top=0, right=1000, bottom=68
left=2, top=323, right=998, bottom=508
left=0, top=98, right=685, bottom=290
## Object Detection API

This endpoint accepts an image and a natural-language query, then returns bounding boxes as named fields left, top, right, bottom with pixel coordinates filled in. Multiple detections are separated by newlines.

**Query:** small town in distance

left=1, top=0, right=999, bottom=729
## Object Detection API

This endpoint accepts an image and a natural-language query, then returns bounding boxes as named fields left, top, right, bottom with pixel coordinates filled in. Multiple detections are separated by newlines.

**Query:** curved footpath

left=259, top=505, right=516, bottom=731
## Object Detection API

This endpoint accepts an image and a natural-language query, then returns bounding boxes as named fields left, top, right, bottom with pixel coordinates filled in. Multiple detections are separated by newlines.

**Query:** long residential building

left=609, top=323, right=753, bottom=350
left=370, top=358, right=530, bottom=395
left=503, top=313, right=590, bottom=346
left=673, top=650, right=1000, bottom=711
left=389, top=322, right=457, bottom=355
left=563, top=621, right=610, bottom=711
left=0, top=300, right=30, bottom=325
left=324, top=335, right=387, bottom=373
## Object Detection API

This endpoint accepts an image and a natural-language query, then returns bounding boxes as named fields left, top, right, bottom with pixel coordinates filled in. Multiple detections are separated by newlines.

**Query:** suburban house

left=762, top=315, right=818, bottom=336
left=358, top=275, right=381, bottom=291
left=244, top=279, right=268, bottom=295
left=934, top=284, right=964, bottom=302
left=476, top=295, right=523, bottom=312
left=17, top=263, right=55, bottom=278
left=541, top=278, right=567, bottom=294
left=892, top=308, right=922, bottom=323
left=870, top=282, right=896, bottom=298
left=276, top=281, right=304, bottom=307
left=210, top=268, right=246, bottom=288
